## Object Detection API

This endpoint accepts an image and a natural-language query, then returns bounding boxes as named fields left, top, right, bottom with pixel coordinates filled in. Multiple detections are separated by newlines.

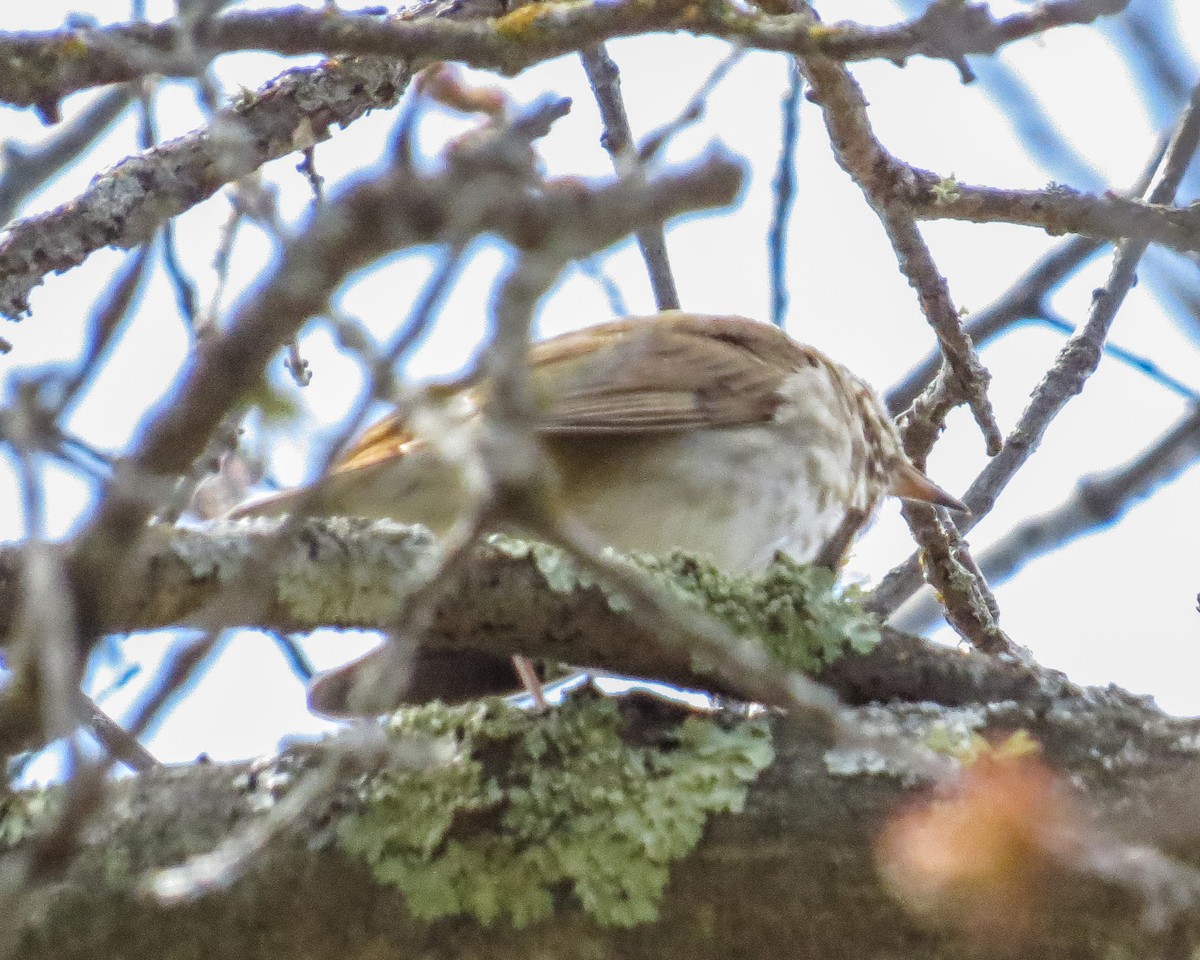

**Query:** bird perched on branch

left=231, top=311, right=964, bottom=712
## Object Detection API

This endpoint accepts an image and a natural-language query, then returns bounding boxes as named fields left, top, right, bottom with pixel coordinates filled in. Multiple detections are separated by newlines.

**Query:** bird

left=230, top=311, right=964, bottom=712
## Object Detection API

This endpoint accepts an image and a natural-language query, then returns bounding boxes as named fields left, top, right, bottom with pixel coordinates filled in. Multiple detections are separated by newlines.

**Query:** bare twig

left=76, top=691, right=160, bottom=772
left=0, top=55, right=413, bottom=319
left=885, top=125, right=1176, bottom=414
left=798, top=52, right=1001, bottom=456
left=123, top=632, right=225, bottom=742
left=768, top=59, right=803, bottom=330
left=885, top=235, right=1104, bottom=415
left=580, top=45, right=678, bottom=311
left=638, top=46, right=745, bottom=165
left=1037, top=314, right=1200, bottom=403
left=161, top=221, right=201, bottom=331
left=0, top=86, right=132, bottom=227
left=0, top=0, right=1129, bottom=110
left=797, top=49, right=1012, bottom=656
left=283, top=340, right=313, bottom=387
left=270, top=632, right=315, bottom=682
left=904, top=173, right=1200, bottom=256
left=870, top=80, right=1200, bottom=618
left=893, top=405, right=1200, bottom=635
left=55, top=246, right=153, bottom=418
left=577, top=256, right=629, bottom=317
left=297, top=146, right=325, bottom=206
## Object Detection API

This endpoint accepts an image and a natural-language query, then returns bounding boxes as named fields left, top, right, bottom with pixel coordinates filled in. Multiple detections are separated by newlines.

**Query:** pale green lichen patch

left=824, top=704, right=988, bottom=782
left=274, top=518, right=440, bottom=624
left=0, top=784, right=61, bottom=849
left=337, top=697, right=773, bottom=928
left=487, top=535, right=881, bottom=671
left=642, top=552, right=880, bottom=672
left=487, top=533, right=615, bottom=601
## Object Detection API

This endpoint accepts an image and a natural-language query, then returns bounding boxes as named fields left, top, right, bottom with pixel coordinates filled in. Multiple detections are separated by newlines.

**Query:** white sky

left=1, top=1, right=1198, bottom=777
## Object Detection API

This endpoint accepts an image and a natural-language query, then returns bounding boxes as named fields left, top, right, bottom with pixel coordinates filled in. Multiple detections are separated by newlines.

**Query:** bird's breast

left=547, top=421, right=859, bottom=574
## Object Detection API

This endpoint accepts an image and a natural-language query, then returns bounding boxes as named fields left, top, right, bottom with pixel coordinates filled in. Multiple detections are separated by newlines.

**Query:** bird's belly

left=552, top=427, right=852, bottom=574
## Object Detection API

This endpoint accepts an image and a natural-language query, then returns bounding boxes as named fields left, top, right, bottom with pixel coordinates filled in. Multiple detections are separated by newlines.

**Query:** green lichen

left=0, top=784, right=61, bottom=849
left=487, top=535, right=881, bottom=672
left=488, top=534, right=615, bottom=602
left=931, top=173, right=962, bottom=205
left=337, top=697, right=773, bottom=928
left=640, top=551, right=880, bottom=672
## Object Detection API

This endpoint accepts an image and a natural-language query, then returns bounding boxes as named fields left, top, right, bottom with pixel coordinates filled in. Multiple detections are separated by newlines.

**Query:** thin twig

left=580, top=45, right=678, bottom=311
left=798, top=48, right=1010, bottom=656
left=870, top=80, right=1200, bottom=618
left=797, top=51, right=1001, bottom=454
left=577, top=256, right=629, bottom=316
left=270, top=632, right=315, bottom=682
left=768, top=60, right=803, bottom=330
left=893, top=405, right=1200, bottom=635
left=1037, top=314, right=1200, bottom=404
left=639, top=46, right=746, bottom=165
left=76, top=691, right=160, bottom=772
left=886, top=127, right=1170, bottom=415
left=56, top=247, right=153, bottom=418
left=885, top=235, right=1104, bottom=415
left=124, top=632, right=225, bottom=742
left=135, top=80, right=201, bottom=332
left=0, top=86, right=132, bottom=227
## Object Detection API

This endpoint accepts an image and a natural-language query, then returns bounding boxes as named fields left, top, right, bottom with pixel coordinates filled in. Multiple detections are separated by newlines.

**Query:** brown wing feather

left=331, top=312, right=816, bottom=473
left=528, top=312, right=814, bottom=434
left=335, top=415, right=420, bottom=472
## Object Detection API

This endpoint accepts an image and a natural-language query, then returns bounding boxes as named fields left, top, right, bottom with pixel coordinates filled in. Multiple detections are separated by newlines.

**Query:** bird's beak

left=890, top=460, right=969, bottom=514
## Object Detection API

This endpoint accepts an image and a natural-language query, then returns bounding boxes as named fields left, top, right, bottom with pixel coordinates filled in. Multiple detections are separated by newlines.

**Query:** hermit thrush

left=232, top=311, right=963, bottom=710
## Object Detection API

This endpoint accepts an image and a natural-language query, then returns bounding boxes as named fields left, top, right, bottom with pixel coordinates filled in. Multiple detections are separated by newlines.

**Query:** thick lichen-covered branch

left=0, top=520, right=872, bottom=701
left=8, top=683, right=1200, bottom=960
left=337, top=698, right=773, bottom=928
left=0, top=519, right=1065, bottom=710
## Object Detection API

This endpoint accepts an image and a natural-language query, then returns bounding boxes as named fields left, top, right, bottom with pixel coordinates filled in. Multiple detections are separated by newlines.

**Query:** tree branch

left=893, top=404, right=1200, bottom=635
left=869, top=79, right=1200, bottom=617
left=8, top=681, right=1200, bottom=960
left=0, top=0, right=1130, bottom=111
left=0, top=519, right=1051, bottom=711
left=0, top=55, right=412, bottom=319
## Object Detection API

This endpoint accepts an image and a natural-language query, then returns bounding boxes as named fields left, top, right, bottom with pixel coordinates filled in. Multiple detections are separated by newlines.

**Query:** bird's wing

left=333, top=382, right=471, bottom=473
left=334, top=415, right=420, bottom=473
left=527, top=312, right=815, bottom=434
left=331, top=312, right=817, bottom=473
